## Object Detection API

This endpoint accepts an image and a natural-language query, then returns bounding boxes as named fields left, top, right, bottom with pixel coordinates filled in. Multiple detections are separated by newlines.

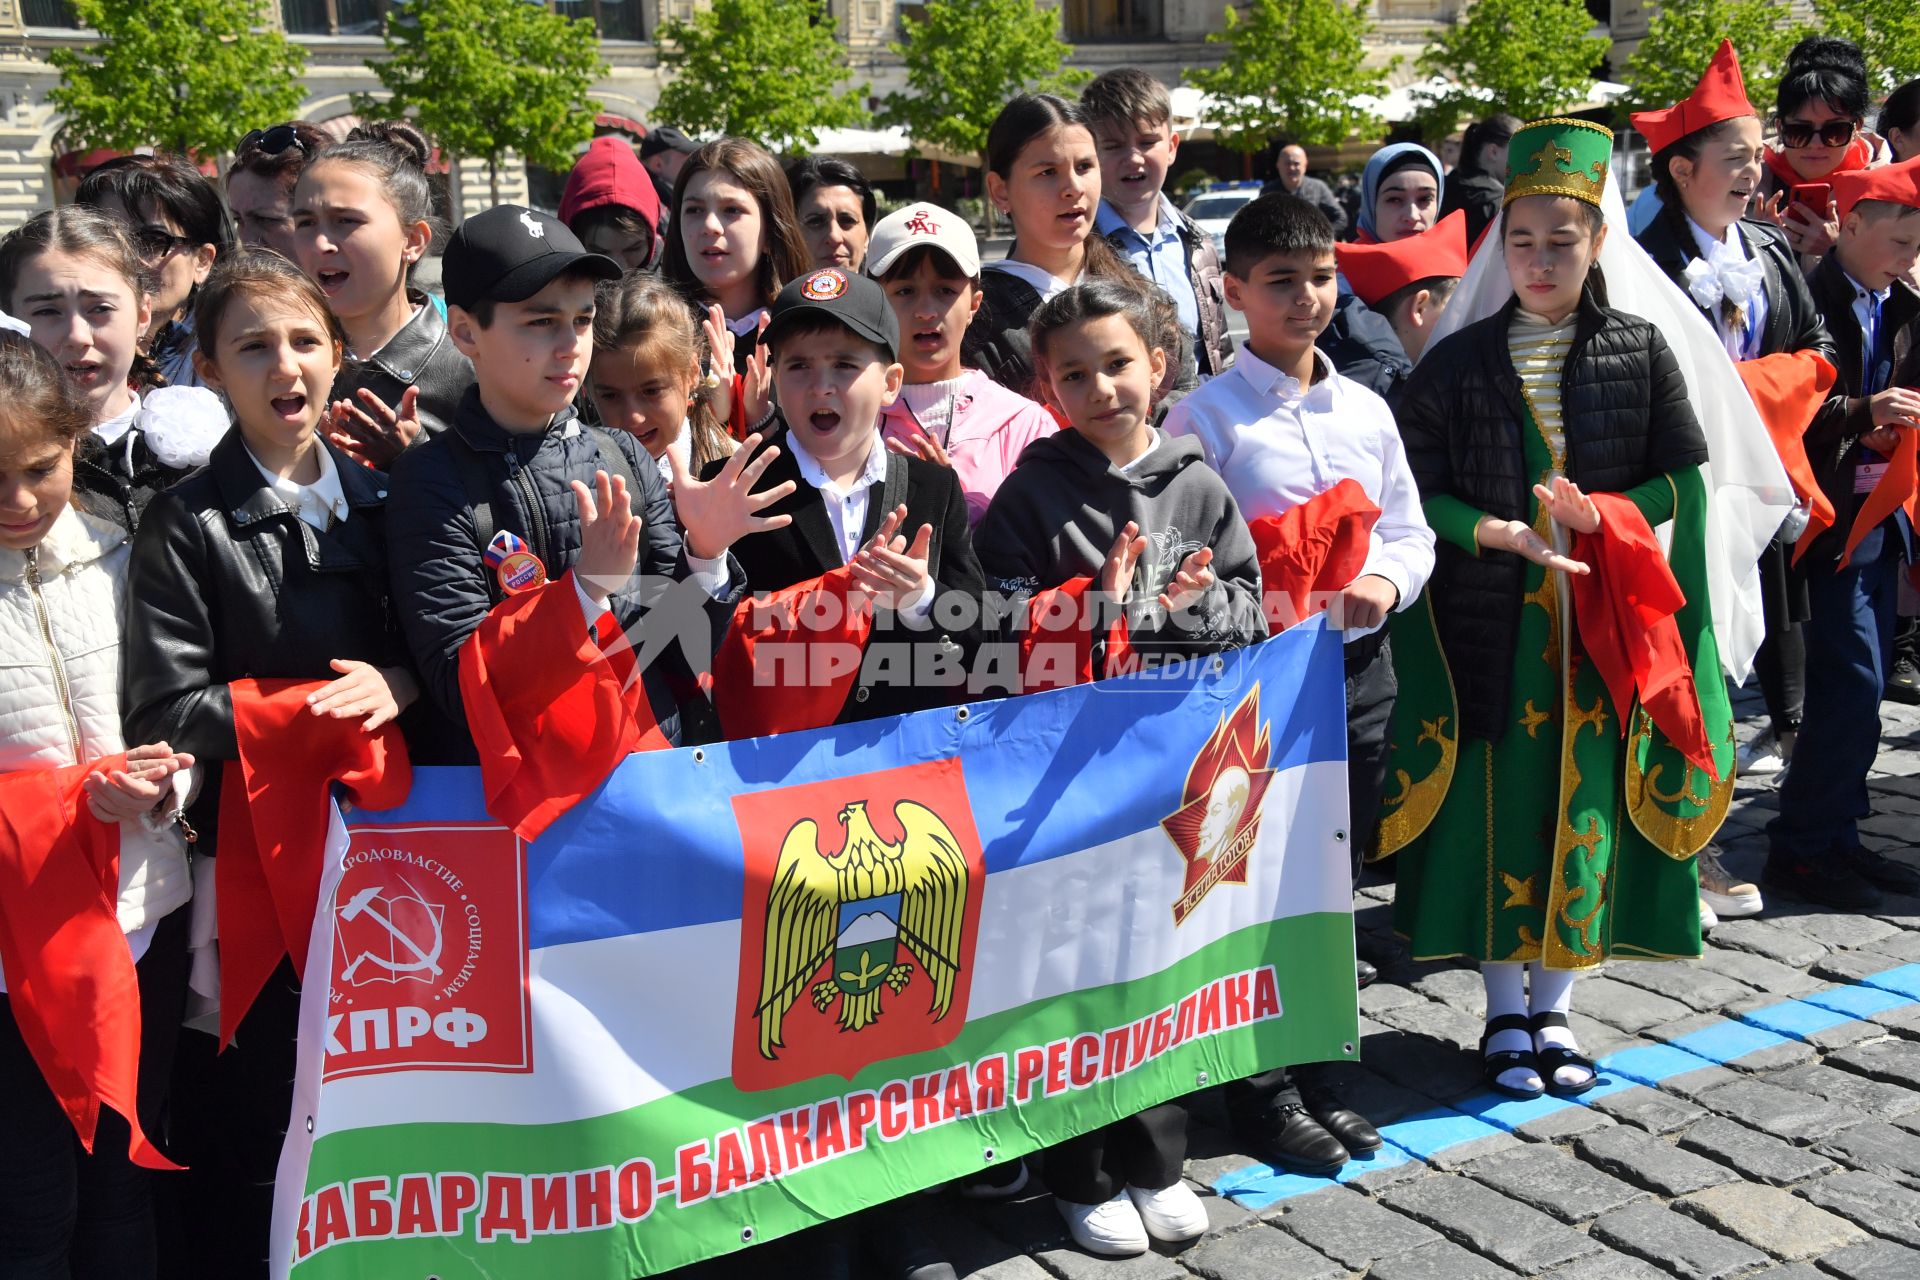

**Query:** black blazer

left=1802, top=256, right=1920, bottom=566
left=122, top=431, right=453, bottom=851
left=1635, top=212, right=1837, bottom=367
left=706, top=424, right=987, bottom=724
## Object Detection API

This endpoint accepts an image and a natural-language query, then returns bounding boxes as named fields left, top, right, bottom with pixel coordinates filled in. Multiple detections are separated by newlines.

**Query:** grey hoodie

left=974, top=427, right=1266, bottom=656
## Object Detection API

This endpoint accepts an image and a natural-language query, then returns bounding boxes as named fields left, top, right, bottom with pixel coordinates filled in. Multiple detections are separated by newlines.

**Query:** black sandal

left=1530, top=1011, right=1598, bottom=1095
left=1480, top=1012, right=1543, bottom=1098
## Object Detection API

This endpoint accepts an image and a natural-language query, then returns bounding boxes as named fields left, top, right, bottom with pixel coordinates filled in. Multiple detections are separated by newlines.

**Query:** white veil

left=1419, top=178, right=1794, bottom=681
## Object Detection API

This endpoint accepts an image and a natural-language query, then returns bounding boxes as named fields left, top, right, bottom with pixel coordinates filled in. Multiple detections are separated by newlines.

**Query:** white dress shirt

left=1686, top=217, right=1769, bottom=360
left=1162, top=345, right=1436, bottom=638
left=247, top=439, right=350, bottom=532
left=986, top=258, right=1079, bottom=303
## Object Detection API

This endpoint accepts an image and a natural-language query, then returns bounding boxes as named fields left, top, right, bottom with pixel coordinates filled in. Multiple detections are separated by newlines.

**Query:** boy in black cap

left=700, top=265, right=987, bottom=738
left=639, top=125, right=699, bottom=236
left=385, top=204, right=777, bottom=757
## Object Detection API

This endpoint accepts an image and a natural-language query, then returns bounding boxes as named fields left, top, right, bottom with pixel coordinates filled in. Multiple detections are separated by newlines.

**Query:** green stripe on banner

left=290, top=912, right=1356, bottom=1277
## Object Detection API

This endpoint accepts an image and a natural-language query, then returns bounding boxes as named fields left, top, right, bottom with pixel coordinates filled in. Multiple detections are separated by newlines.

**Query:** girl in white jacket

left=0, top=332, right=193, bottom=1278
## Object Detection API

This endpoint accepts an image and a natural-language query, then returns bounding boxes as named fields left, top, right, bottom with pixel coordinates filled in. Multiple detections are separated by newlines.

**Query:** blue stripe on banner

left=357, top=621, right=1349, bottom=949
left=1210, top=971, right=1920, bottom=1211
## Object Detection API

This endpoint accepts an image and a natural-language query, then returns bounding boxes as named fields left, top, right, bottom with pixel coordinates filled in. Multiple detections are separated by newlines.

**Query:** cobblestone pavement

left=909, top=686, right=1920, bottom=1279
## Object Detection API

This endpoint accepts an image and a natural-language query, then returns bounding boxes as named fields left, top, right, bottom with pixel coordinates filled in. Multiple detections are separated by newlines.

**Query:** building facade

left=0, top=0, right=1464, bottom=229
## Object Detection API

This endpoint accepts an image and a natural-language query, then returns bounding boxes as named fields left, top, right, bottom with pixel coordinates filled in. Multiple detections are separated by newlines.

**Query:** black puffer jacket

left=385, top=386, right=742, bottom=756
left=1397, top=294, right=1710, bottom=739
left=121, top=432, right=454, bottom=851
left=329, top=291, right=475, bottom=440
left=1316, top=291, right=1412, bottom=405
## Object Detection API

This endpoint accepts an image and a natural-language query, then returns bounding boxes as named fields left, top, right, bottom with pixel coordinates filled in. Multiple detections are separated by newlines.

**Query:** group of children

left=2, top=41, right=1918, bottom=1280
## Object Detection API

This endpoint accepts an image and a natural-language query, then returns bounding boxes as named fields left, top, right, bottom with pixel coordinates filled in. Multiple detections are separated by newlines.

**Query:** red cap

left=557, top=136, right=661, bottom=231
left=1335, top=210, right=1468, bottom=307
left=1835, top=155, right=1920, bottom=219
left=1629, top=40, right=1755, bottom=155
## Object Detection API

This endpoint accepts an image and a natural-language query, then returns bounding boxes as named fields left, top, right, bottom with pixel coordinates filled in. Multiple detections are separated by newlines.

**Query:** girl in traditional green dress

left=1380, top=119, right=1790, bottom=1099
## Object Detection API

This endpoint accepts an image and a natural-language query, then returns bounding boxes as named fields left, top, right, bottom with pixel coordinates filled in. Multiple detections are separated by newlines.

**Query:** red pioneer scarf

left=1731, top=352, right=1838, bottom=563
left=1017, top=575, right=1134, bottom=691
left=1245, top=479, right=1383, bottom=636
left=711, top=565, right=875, bottom=738
left=459, top=571, right=669, bottom=842
left=0, top=757, right=177, bottom=1168
left=218, top=680, right=412, bottom=1048
left=1840, top=424, right=1920, bottom=568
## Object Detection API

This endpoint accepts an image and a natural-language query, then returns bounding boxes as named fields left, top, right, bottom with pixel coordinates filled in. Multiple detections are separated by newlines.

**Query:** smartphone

left=1791, top=183, right=1834, bottom=219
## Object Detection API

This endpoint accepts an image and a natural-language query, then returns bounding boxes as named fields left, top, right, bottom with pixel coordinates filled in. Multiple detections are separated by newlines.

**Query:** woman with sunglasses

left=226, top=121, right=330, bottom=261
left=75, top=154, right=232, bottom=387
left=1759, top=37, right=1893, bottom=273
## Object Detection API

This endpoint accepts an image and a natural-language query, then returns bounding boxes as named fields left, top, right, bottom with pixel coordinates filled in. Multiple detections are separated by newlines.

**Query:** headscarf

left=1357, top=143, right=1446, bottom=242
left=1419, top=173, right=1795, bottom=681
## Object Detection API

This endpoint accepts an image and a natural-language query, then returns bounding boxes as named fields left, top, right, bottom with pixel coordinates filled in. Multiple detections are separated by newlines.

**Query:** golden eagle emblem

left=755, top=799, right=971, bottom=1060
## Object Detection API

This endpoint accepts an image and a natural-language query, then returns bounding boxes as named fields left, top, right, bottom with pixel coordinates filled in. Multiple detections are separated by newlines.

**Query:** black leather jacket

left=71, top=427, right=194, bottom=533
left=1397, top=294, right=1710, bottom=739
left=1635, top=213, right=1837, bottom=367
left=121, top=432, right=449, bottom=850
left=1317, top=291, right=1413, bottom=405
left=329, top=293, right=475, bottom=441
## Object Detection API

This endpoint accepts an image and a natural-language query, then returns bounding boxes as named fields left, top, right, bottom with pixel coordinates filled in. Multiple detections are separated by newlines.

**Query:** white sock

left=1481, top=962, right=1540, bottom=1093
left=1527, top=964, right=1592, bottom=1088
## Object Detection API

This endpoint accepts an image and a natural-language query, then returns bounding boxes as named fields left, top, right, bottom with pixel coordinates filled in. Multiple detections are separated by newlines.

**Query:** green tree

left=1188, top=0, right=1392, bottom=158
left=655, top=0, right=869, bottom=152
left=47, top=0, right=306, bottom=157
left=360, top=0, right=606, bottom=205
left=1416, top=0, right=1611, bottom=136
left=1814, top=0, right=1920, bottom=89
left=1622, top=0, right=1804, bottom=121
left=876, top=0, right=1085, bottom=231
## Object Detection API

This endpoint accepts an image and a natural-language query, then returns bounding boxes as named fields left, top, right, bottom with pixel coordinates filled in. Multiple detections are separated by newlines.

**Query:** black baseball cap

left=639, top=126, right=700, bottom=160
left=760, top=267, right=900, bottom=361
left=442, top=204, right=621, bottom=311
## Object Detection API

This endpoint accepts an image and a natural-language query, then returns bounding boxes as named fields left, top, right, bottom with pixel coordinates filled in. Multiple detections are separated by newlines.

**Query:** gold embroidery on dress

left=1519, top=700, right=1551, bottom=738
left=1501, top=871, right=1539, bottom=909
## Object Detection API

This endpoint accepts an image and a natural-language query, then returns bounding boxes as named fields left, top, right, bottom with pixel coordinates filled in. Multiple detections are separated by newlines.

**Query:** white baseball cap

left=864, top=202, right=982, bottom=279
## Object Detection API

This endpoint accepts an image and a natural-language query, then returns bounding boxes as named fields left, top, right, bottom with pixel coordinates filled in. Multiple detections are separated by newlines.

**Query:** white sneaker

left=1056, top=1192, right=1149, bottom=1257
left=1699, top=895, right=1719, bottom=932
left=1127, top=1181, right=1210, bottom=1243
left=1697, top=846, right=1762, bottom=919
left=1737, top=730, right=1785, bottom=776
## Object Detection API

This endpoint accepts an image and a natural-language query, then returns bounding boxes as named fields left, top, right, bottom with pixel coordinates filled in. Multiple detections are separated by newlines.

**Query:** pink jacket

left=879, top=369, right=1057, bottom=527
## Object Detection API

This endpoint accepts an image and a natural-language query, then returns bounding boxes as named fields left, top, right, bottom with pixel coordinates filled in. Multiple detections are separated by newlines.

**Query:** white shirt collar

left=785, top=424, right=888, bottom=498
left=656, top=425, right=692, bottom=486
left=247, top=440, right=349, bottom=531
left=726, top=308, right=768, bottom=338
left=93, top=395, right=140, bottom=448
left=1843, top=269, right=1891, bottom=306
left=1687, top=216, right=1748, bottom=266
left=1233, top=344, right=1335, bottom=407
left=987, top=258, right=1080, bottom=300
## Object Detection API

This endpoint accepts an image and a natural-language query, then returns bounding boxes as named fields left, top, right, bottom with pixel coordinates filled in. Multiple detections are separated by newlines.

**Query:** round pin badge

left=496, top=550, right=548, bottom=595
left=801, top=269, right=849, bottom=301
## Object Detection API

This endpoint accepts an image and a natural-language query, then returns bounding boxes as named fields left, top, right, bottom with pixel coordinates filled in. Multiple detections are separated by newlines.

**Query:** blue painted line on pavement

left=1210, top=966, right=1920, bottom=1211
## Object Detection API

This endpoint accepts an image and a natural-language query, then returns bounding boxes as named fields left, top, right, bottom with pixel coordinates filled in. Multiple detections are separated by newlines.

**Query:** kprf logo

left=325, top=823, right=531, bottom=1080
left=732, top=759, right=985, bottom=1091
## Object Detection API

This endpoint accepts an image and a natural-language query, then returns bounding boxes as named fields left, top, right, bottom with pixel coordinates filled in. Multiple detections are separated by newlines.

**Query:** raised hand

left=1476, top=515, right=1591, bottom=576
left=572, top=468, right=643, bottom=608
left=1158, top=545, right=1215, bottom=613
left=1100, top=521, right=1149, bottom=605
left=327, top=385, right=422, bottom=469
left=848, top=504, right=934, bottom=613
left=669, top=432, right=796, bottom=560
left=884, top=427, right=953, bottom=469
left=308, top=658, right=419, bottom=732
left=1533, top=476, right=1601, bottom=534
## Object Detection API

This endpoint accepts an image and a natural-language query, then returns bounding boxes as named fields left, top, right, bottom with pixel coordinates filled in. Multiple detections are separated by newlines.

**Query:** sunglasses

left=238, top=124, right=310, bottom=159
left=130, top=225, right=197, bottom=261
left=1778, top=119, right=1856, bottom=149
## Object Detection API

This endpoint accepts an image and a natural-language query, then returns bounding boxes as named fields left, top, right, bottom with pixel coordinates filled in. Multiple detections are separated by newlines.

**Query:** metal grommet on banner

left=305, top=1116, right=314, bottom=1133
left=1333, top=829, right=1349, bottom=843
left=1211, top=655, right=1225, bottom=675
left=740, top=1227, right=755, bottom=1244
left=982, top=1147, right=996, bottom=1162
left=1343, top=1043, right=1356, bottom=1056
left=1196, top=1071, right=1210, bottom=1087
left=692, top=748, right=706, bottom=764
left=955, top=707, right=970, bottom=723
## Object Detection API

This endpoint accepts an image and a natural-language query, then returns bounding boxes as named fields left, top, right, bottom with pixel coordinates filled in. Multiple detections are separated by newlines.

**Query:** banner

left=272, top=622, right=1360, bottom=1278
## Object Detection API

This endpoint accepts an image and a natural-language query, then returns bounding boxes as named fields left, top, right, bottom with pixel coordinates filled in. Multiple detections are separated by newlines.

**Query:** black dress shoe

left=1290, top=1082, right=1382, bottom=1151
left=1887, top=655, right=1920, bottom=705
left=1763, top=855, right=1881, bottom=911
left=1843, top=845, right=1920, bottom=896
left=1247, top=1102, right=1348, bottom=1173
left=1356, top=958, right=1378, bottom=989
left=862, top=1207, right=957, bottom=1280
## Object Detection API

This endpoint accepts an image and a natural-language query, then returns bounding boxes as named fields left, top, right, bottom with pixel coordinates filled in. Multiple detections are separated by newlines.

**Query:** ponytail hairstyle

left=661, top=137, right=810, bottom=312
left=591, top=272, right=732, bottom=471
left=0, top=206, right=166, bottom=391
left=985, top=94, right=1133, bottom=286
left=193, top=246, right=346, bottom=365
left=0, top=330, right=94, bottom=456
left=1028, top=274, right=1181, bottom=409
left=304, top=119, right=444, bottom=282
left=1881, top=77, right=1920, bottom=161
left=1775, top=36, right=1870, bottom=125
left=1459, top=114, right=1522, bottom=177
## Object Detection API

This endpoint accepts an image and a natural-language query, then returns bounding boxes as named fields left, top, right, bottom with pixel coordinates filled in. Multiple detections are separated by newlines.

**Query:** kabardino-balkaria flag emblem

left=731, top=760, right=985, bottom=1091
left=1162, top=686, right=1277, bottom=925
